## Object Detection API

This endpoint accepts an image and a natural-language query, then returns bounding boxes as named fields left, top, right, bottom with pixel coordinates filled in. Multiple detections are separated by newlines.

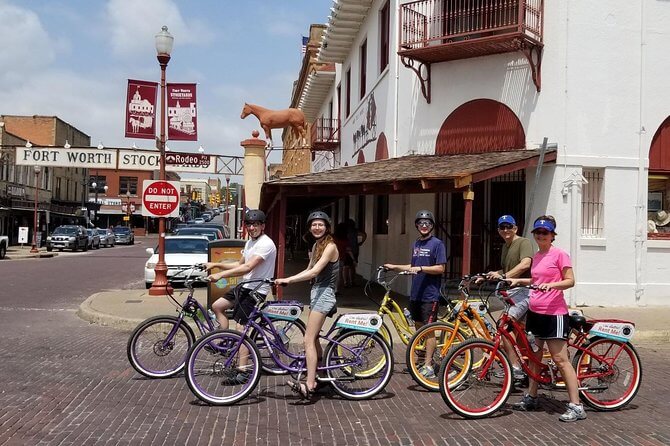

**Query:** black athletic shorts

left=223, top=287, right=264, bottom=324
left=525, top=309, right=570, bottom=340
left=409, top=300, right=439, bottom=324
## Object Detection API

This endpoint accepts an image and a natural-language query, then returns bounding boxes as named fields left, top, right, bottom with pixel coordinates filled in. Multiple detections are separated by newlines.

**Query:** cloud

left=104, top=0, right=215, bottom=58
left=0, top=2, right=56, bottom=83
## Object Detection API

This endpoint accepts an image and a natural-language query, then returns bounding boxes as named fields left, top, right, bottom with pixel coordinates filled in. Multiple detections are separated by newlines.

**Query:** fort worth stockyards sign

left=15, top=146, right=217, bottom=174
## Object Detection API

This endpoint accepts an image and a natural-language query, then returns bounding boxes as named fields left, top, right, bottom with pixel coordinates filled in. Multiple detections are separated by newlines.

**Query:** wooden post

left=461, top=187, right=474, bottom=276
left=276, top=191, right=287, bottom=300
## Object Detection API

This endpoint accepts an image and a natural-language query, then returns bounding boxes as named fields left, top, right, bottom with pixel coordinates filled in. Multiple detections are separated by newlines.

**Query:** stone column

left=241, top=130, right=266, bottom=209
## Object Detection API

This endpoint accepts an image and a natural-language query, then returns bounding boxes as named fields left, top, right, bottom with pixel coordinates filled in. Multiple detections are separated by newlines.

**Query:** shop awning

left=261, top=148, right=556, bottom=209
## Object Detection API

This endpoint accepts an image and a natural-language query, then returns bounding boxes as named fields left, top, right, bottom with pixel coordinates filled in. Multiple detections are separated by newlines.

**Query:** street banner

left=125, top=79, right=158, bottom=139
left=167, top=83, right=198, bottom=141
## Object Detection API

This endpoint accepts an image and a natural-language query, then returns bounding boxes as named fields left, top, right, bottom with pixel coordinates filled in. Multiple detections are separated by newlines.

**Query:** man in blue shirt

left=384, top=210, right=446, bottom=379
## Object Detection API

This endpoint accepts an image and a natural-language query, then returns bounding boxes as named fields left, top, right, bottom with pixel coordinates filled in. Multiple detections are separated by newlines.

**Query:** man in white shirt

left=205, top=209, right=277, bottom=329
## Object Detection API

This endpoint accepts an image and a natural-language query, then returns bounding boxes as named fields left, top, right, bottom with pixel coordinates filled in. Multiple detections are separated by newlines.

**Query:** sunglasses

left=416, top=220, right=433, bottom=227
left=533, top=229, right=550, bottom=236
left=498, top=224, right=514, bottom=230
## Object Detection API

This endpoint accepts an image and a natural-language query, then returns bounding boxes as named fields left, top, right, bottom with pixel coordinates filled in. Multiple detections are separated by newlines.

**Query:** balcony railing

left=310, top=118, right=340, bottom=151
left=398, top=0, right=544, bottom=99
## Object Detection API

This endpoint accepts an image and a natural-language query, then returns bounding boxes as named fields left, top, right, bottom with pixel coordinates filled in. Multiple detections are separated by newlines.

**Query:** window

left=345, top=68, right=351, bottom=117
left=359, top=39, right=367, bottom=99
left=357, top=195, right=366, bottom=232
left=581, top=169, right=604, bottom=237
left=380, top=1, right=390, bottom=72
left=374, top=195, right=389, bottom=235
left=120, top=176, right=138, bottom=195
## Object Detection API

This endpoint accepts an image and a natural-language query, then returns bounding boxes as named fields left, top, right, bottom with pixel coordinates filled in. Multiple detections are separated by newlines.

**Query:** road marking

left=0, top=307, right=76, bottom=312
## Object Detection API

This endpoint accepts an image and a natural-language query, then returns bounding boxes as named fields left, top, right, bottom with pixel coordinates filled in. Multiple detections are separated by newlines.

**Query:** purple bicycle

left=126, top=267, right=306, bottom=378
left=184, top=278, right=394, bottom=406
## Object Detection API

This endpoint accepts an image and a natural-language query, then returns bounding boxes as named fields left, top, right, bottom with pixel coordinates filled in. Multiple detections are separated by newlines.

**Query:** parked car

left=193, top=217, right=205, bottom=224
left=144, top=235, right=209, bottom=288
left=201, top=213, right=212, bottom=222
left=97, top=228, right=115, bottom=247
left=46, top=225, right=88, bottom=252
left=113, top=226, right=135, bottom=245
left=0, top=235, right=8, bottom=259
left=86, top=228, right=101, bottom=249
left=173, top=226, right=223, bottom=241
left=191, top=223, right=231, bottom=239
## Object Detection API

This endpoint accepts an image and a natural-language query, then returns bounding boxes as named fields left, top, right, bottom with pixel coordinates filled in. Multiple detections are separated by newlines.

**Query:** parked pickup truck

left=0, top=235, right=7, bottom=259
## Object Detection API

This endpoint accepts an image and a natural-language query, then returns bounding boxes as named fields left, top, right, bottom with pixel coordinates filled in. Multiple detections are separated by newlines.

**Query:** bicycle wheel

left=127, top=315, right=196, bottom=378
left=185, top=329, right=262, bottom=406
left=324, top=331, right=393, bottom=400
left=406, top=321, right=467, bottom=391
left=438, top=338, right=512, bottom=419
left=251, top=318, right=306, bottom=375
left=573, top=337, right=642, bottom=411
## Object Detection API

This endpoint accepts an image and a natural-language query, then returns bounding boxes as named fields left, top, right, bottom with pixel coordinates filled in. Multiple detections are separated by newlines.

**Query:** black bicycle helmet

left=307, top=211, right=331, bottom=227
left=415, top=210, right=435, bottom=224
left=244, top=209, right=266, bottom=223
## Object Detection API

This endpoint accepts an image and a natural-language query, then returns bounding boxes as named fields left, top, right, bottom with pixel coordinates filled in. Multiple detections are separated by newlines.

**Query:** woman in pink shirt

left=508, top=215, right=585, bottom=422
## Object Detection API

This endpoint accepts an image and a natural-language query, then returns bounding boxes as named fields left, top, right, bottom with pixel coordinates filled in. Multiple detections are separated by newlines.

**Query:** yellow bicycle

left=406, top=274, right=497, bottom=391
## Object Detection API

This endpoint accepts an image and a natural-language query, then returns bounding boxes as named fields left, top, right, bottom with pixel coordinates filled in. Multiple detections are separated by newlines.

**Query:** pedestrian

left=204, top=209, right=277, bottom=384
left=383, top=210, right=446, bottom=379
left=508, top=215, right=584, bottom=422
left=275, top=211, right=339, bottom=400
left=334, top=222, right=355, bottom=288
left=479, top=214, right=534, bottom=383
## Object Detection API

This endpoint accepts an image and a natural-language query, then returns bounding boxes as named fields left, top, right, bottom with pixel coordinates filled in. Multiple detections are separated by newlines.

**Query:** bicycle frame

left=216, top=280, right=381, bottom=375
left=372, top=268, right=415, bottom=344
left=481, top=297, right=631, bottom=387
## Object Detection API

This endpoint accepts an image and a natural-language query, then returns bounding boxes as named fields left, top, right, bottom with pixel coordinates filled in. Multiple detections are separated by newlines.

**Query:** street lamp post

left=224, top=174, right=231, bottom=226
left=149, top=25, right=174, bottom=296
left=91, top=180, right=98, bottom=226
left=126, top=191, right=131, bottom=227
left=31, top=165, right=41, bottom=253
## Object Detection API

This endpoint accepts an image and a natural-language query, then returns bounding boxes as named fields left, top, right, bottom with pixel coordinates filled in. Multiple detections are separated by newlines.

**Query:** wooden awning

left=261, top=148, right=556, bottom=209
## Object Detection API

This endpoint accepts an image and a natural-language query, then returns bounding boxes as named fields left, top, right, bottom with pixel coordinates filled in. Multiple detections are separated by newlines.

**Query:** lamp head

left=33, top=165, right=41, bottom=174
left=64, top=140, right=71, bottom=149
left=91, top=182, right=97, bottom=188
left=103, top=185, right=109, bottom=192
left=155, top=25, right=174, bottom=56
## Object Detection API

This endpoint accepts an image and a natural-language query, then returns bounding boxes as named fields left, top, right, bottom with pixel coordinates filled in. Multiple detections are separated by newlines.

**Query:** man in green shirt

left=485, top=214, right=533, bottom=382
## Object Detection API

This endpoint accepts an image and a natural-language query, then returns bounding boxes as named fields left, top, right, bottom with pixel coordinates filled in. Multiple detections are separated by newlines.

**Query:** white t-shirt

left=242, top=233, right=277, bottom=295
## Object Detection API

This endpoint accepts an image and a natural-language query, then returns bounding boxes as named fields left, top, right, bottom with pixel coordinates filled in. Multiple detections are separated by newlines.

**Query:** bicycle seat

left=569, top=314, right=587, bottom=331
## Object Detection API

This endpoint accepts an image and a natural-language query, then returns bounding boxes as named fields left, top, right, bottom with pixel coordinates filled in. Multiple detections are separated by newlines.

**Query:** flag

left=166, top=83, right=198, bottom=141
left=301, top=35, right=308, bottom=55
left=125, top=79, right=158, bottom=139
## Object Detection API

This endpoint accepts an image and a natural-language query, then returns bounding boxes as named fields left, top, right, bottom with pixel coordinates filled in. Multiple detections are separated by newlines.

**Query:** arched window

left=357, top=150, right=366, bottom=164
left=435, top=99, right=525, bottom=155
left=375, top=132, right=389, bottom=160
left=648, top=117, right=670, bottom=237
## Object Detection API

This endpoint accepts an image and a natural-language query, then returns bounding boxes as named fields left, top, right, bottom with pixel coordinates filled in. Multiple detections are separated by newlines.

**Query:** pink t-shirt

left=529, top=246, right=572, bottom=315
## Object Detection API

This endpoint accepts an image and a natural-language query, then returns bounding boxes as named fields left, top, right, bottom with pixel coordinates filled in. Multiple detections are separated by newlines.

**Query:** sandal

left=286, top=380, right=314, bottom=400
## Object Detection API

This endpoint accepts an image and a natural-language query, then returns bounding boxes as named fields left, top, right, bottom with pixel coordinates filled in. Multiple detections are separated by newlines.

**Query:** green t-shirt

left=501, top=237, right=533, bottom=278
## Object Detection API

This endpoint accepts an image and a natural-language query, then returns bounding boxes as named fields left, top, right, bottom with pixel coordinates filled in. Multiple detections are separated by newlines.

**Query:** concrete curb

left=77, top=292, right=146, bottom=331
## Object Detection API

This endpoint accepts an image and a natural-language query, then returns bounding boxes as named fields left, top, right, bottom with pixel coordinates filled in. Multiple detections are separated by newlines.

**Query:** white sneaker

left=559, top=403, right=587, bottom=422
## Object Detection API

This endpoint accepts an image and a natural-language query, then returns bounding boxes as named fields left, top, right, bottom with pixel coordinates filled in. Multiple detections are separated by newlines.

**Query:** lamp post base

left=148, top=263, right=173, bottom=296
left=30, top=245, right=39, bottom=254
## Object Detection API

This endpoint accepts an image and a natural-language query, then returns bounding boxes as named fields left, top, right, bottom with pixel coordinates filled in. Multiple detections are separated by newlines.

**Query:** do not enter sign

left=142, top=180, right=181, bottom=218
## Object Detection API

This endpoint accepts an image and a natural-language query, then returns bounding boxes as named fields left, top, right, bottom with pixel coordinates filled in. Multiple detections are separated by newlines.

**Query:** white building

left=265, top=0, right=670, bottom=306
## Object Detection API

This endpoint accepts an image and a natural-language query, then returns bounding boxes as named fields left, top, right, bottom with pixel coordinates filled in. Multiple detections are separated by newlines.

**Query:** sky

left=0, top=0, right=330, bottom=172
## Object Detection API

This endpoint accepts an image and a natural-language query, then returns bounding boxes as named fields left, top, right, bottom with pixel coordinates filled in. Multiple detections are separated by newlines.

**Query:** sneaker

left=418, top=364, right=437, bottom=380
left=559, top=403, right=587, bottom=422
left=221, top=372, right=250, bottom=386
left=512, top=393, right=539, bottom=411
left=493, top=367, right=526, bottom=381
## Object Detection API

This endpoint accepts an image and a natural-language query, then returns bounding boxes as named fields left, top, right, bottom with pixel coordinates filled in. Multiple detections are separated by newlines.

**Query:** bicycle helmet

left=415, top=210, right=435, bottom=225
left=307, top=211, right=331, bottom=227
left=244, top=209, right=266, bottom=223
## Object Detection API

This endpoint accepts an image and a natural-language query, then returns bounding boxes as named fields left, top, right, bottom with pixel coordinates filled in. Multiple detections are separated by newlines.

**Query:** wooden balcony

left=310, top=118, right=340, bottom=152
left=398, top=0, right=544, bottom=101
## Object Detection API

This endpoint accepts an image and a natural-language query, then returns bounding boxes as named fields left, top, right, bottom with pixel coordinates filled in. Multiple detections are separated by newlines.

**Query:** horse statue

left=240, top=103, right=307, bottom=147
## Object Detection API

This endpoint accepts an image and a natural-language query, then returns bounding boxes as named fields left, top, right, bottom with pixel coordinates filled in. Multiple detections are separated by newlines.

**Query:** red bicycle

left=438, top=281, right=643, bottom=419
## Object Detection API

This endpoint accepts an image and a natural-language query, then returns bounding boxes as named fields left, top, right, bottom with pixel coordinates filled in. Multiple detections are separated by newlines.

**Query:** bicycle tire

left=438, top=338, right=512, bottom=419
left=406, top=321, right=467, bottom=391
left=250, top=318, right=306, bottom=375
left=323, top=331, right=393, bottom=400
left=126, top=315, right=196, bottom=378
left=572, top=337, right=642, bottom=411
left=184, top=329, right=262, bottom=406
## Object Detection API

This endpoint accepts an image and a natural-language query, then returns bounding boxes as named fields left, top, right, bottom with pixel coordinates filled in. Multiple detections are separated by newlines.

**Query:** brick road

left=1, top=249, right=669, bottom=445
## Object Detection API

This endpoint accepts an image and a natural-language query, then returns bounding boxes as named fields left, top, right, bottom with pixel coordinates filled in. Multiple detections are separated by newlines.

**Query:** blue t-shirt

left=410, top=235, right=447, bottom=302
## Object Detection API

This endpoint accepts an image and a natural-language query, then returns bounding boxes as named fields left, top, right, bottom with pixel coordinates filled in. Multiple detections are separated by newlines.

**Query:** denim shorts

left=310, top=286, right=337, bottom=315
